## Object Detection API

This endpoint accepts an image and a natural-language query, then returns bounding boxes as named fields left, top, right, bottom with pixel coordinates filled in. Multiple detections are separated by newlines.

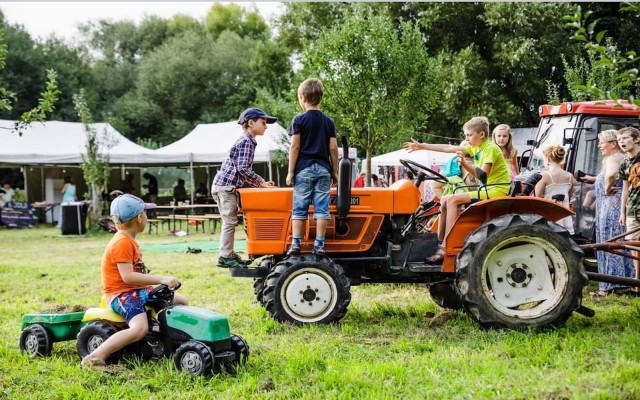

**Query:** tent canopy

left=154, top=121, right=289, bottom=164
left=364, top=149, right=453, bottom=172
left=0, top=120, right=159, bottom=165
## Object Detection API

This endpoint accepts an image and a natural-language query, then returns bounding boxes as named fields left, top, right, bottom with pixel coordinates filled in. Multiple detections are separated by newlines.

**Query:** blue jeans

left=292, top=164, right=331, bottom=220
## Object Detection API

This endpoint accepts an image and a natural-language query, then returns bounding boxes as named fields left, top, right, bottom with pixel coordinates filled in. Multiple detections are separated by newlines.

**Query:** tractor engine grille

left=252, top=218, right=286, bottom=240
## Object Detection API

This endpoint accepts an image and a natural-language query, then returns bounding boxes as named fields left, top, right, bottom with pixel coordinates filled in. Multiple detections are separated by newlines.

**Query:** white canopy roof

left=0, top=120, right=159, bottom=165
left=154, top=121, right=289, bottom=164
left=365, top=148, right=453, bottom=171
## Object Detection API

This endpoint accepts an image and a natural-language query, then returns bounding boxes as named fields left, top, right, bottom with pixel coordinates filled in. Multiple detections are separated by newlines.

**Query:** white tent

left=154, top=121, right=289, bottom=163
left=364, top=149, right=453, bottom=172
left=0, top=120, right=160, bottom=165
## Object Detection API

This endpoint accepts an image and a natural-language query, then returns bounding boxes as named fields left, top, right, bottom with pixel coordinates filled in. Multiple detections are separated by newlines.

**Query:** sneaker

left=311, top=244, right=325, bottom=255
left=217, top=255, right=247, bottom=269
left=287, top=242, right=301, bottom=256
left=232, top=253, right=252, bottom=265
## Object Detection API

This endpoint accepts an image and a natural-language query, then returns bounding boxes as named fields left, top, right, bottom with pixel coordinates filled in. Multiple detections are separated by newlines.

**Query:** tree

left=205, top=3, right=269, bottom=41
left=563, top=4, right=639, bottom=103
left=74, top=90, right=112, bottom=223
left=302, top=6, right=439, bottom=183
left=0, top=15, right=59, bottom=135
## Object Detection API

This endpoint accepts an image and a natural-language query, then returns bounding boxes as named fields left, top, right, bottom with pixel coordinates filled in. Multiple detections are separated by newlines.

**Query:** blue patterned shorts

left=110, top=288, right=151, bottom=323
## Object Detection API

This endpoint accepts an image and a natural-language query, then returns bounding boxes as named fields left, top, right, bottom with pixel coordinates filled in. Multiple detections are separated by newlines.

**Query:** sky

left=0, top=1, right=284, bottom=42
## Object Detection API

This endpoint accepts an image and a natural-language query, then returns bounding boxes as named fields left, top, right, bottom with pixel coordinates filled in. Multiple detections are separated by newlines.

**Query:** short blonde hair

left=463, top=116, right=490, bottom=138
left=298, top=78, right=324, bottom=106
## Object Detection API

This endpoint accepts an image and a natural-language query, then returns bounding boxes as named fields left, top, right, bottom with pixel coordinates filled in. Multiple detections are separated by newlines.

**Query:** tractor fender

left=441, top=196, right=574, bottom=273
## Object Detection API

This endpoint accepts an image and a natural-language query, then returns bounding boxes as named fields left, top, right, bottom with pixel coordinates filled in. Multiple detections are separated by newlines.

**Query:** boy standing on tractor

left=81, top=194, right=187, bottom=368
left=212, top=108, right=277, bottom=268
left=286, top=78, right=339, bottom=255
left=403, top=116, right=510, bottom=263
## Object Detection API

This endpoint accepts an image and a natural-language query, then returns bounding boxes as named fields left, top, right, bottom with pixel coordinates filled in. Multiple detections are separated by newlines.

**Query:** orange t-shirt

left=101, top=232, right=148, bottom=297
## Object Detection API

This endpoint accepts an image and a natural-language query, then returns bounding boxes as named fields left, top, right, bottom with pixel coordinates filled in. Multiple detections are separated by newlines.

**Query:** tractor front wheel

left=173, top=340, right=214, bottom=376
left=230, top=333, right=249, bottom=366
left=455, top=214, right=587, bottom=330
left=263, top=255, right=351, bottom=325
left=19, top=324, right=52, bottom=357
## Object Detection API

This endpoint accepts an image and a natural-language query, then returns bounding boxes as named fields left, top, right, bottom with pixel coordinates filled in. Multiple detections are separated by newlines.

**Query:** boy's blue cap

left=238, top=108, right=277, bottom=125
left=110, top=194, right=156, bottom=223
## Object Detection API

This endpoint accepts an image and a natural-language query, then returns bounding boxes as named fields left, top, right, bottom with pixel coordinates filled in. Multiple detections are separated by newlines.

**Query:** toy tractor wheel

left=173, top=340, right=214, bottom=376
left=455, top=214, right=587, bottom=330
left=429, top=282, right=463, bottom=310
left=230, top=333, right=250, bottom=366
left=76, top=321, right=120, bottom=363
left=263, top=255, right=351, bottom=325
left=19, top=324, right=52, bottom=357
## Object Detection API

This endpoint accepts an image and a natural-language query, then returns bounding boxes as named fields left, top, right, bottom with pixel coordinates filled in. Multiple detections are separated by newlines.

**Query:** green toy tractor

left=20, top=284, right=248, bottom=376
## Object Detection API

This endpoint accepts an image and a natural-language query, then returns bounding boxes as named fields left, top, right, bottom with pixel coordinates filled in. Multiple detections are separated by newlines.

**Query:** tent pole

left=22, top=165, right=28, bottom=202
left=267, top=159, right=273, bottom=182
left=189, top=159, right=194, bottom=204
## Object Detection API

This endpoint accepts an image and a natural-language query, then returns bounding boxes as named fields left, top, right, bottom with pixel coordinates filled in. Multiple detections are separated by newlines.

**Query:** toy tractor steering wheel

left=400, top=159, right=448, bottom=184
left=148, top=283, right=181, bottom=305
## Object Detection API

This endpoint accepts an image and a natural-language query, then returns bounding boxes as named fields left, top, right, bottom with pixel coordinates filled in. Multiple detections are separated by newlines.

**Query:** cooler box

left=61, top=202, right=88, bottom=235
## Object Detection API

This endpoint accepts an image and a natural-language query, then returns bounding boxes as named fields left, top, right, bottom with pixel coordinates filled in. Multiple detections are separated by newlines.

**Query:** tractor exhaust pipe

left=336, top=136, right=352, bottom=235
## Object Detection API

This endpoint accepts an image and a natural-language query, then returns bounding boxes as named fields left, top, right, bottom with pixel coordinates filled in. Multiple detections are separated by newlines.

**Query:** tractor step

left=228, top=266, right=269, bottom=278
left=407, top=263, right=443, bottom=273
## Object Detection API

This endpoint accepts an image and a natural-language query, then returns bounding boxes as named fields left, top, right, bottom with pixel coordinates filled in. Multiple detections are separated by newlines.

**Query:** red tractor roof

left=538, top=100, right=640, bottom=118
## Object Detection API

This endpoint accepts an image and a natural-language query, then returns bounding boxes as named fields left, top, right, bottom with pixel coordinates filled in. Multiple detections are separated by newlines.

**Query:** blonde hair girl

left=492, top=124, right=519, bottom=179
left=535, top=145, right=575, bottom=234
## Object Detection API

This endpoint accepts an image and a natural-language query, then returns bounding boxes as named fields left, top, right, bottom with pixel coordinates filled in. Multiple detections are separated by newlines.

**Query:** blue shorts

left=292, top=164, right=331, bottom=220
left=110, top=287, right=152, bottom=323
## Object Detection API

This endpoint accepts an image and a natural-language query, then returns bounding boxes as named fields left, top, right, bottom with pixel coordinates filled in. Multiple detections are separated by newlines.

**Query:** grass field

left=2, top=225, right=640, bottom=399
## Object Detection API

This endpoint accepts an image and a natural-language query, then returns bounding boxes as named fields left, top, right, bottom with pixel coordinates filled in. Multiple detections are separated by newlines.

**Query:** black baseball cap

left=238, top=108, right=277, bottom=125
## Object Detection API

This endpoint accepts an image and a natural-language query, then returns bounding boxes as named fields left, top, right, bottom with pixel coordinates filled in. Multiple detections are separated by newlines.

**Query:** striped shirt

left=213, top=131, right=264, bottom=188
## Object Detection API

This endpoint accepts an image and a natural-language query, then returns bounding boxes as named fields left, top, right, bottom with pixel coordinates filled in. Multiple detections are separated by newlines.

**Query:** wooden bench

left=147, top=219, right=160, bottom=234
left=204, top=214, right=222, bottom=233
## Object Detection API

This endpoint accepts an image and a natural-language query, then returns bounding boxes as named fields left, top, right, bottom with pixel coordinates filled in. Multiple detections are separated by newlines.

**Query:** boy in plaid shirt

left=211, top=108, right=277, bottom=268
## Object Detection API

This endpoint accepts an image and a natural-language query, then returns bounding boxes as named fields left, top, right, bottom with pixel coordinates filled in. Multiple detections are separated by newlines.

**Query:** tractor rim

left=24, top=333, right=39, bottom=352
left=179, top=351, right=204, bottom=373
left=87, top=335, right=104, bottom=352
left=480, top=235, right=569, bottom=319
left=280, top=267, right=338, bottom=322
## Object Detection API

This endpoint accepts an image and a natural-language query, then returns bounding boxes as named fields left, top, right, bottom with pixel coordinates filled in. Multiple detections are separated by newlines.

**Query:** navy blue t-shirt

left=288, top=109, right=336, bottom=175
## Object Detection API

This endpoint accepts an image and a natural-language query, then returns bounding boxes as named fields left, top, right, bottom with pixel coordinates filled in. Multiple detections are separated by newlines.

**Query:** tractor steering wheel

left=400, top=159, right=448, bottom=184
left=148, top=283, right=181, bottom=299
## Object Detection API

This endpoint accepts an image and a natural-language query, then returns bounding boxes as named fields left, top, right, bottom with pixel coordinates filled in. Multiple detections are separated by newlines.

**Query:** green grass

left=2, top=225, right=640, bottom=399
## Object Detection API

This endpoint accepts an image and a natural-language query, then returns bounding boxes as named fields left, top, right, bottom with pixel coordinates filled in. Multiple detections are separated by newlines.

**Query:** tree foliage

left=74, top=90, right=112, bottom=222
left=302, top=6, right=439, bottom=177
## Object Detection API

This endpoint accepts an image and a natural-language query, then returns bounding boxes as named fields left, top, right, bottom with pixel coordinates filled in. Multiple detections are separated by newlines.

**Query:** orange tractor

left=232, top=133, right=594, bottom=330
left=231, top=101, right=640, bottom=330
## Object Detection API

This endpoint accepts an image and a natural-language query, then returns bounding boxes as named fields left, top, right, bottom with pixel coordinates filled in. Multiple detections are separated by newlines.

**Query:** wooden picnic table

left=154, top=204, right=219, bottom=234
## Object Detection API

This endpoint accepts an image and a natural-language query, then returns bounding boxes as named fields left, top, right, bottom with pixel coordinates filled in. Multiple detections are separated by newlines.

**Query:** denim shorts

left=292, top=164, right=331, bottom=220
left=110, top=287, right=152, bottom=323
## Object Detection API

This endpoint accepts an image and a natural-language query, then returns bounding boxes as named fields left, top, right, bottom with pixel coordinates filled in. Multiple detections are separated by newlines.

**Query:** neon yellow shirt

left=465, top=139, right=511, bottom=195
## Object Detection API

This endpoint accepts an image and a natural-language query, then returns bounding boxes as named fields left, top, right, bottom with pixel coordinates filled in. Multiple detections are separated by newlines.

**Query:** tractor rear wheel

left=230, top=333, right=249, bottom=365
left=19, top=324, right=52, bottom=357
left=455, top=214, right=587, bottom=330
left=76, top=321, right=120, bottom=363
left=263, top=254, right=351, bottom=325
left=429, top=282, right=463, bottom=310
